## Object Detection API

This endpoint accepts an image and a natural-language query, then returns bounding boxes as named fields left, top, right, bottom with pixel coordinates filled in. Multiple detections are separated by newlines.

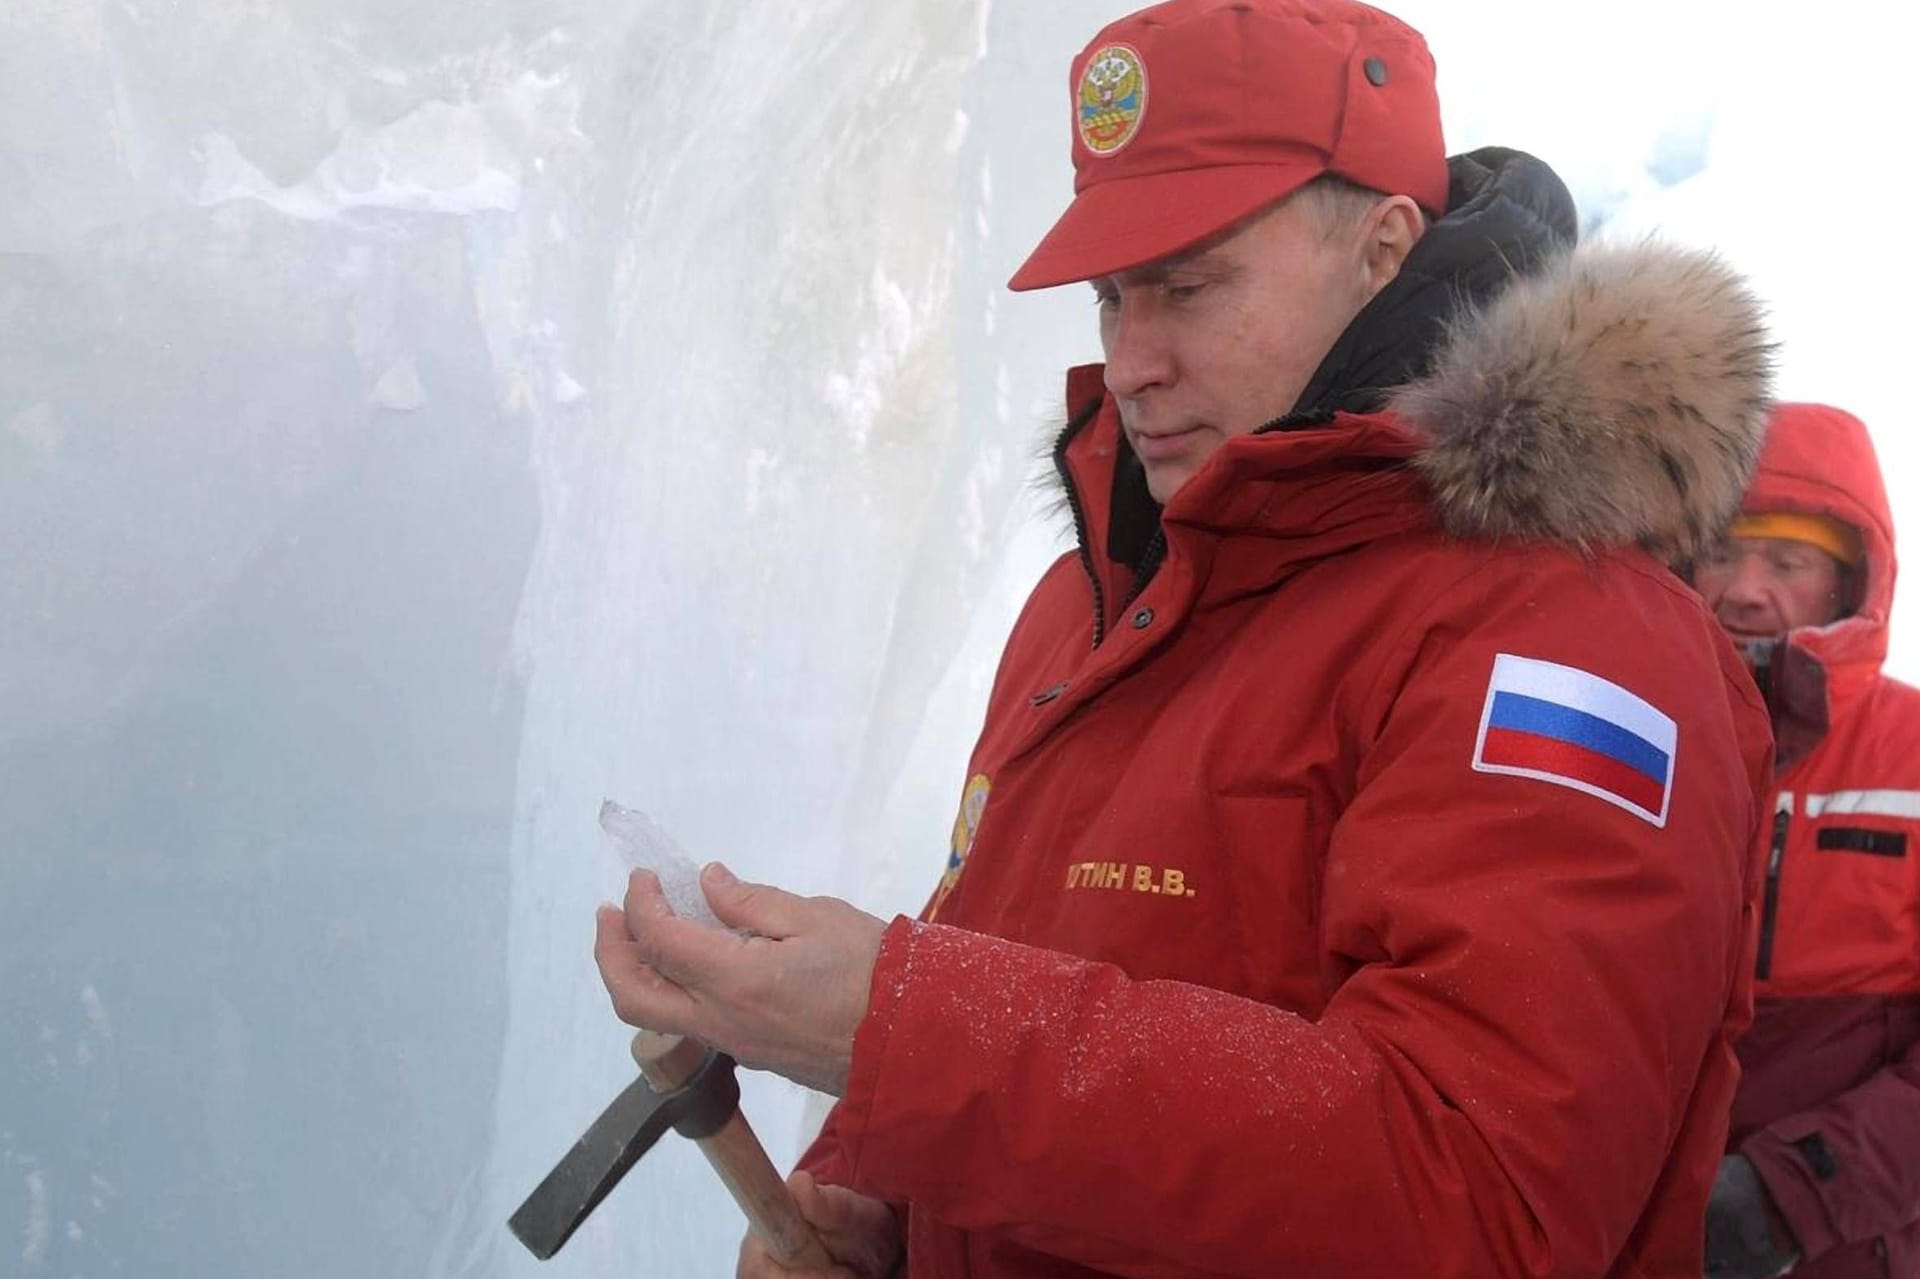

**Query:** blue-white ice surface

left=2, top=2, right=1914, bottom=1276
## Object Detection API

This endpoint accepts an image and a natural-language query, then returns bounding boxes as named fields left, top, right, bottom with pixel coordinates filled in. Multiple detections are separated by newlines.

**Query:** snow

left=3, top=3, right=1917, bottom=1277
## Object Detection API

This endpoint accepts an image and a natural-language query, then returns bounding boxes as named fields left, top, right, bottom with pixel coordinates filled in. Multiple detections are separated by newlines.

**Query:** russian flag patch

left=1472, top=654, right=1677, bottom=827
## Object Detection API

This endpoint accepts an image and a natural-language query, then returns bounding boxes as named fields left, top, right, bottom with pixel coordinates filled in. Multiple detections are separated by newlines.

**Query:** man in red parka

left=1694, top=402, right=1920, bottom=1279
left=594, top=2, right=1781, bottom=1276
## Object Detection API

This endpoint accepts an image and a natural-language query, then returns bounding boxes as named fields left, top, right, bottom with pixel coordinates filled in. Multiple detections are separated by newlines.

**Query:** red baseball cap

left=1009, top=0, right=1449, bottom=292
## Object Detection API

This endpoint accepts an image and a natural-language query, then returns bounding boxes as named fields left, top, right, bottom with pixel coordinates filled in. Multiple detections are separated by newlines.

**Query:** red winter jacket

left=802, top=241, right=1776, bottom=1279
left=1726, top=403, right=1920, bottom=1279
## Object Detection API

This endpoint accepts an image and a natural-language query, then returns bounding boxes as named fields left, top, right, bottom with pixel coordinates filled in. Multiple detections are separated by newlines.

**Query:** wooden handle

left=632, top=1030, right=837, bottom=1271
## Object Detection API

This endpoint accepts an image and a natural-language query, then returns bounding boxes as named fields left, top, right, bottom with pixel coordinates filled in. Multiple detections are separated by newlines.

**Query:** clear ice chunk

left=599, top=800, right=725, bottom=929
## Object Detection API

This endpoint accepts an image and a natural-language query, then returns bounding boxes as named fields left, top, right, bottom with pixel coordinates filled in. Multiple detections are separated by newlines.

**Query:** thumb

left=786, top=1169, right=831, bottom=1227
left=787, top=1169, right=858, bottom=1234
left=701, top=862, right=806, bottom=937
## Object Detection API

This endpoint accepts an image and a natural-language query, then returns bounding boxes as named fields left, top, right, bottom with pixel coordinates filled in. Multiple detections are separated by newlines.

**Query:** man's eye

left=1163, top=281, right=1205, bottom=302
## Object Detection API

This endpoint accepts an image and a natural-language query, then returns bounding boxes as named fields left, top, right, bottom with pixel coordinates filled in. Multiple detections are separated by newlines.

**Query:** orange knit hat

left=1727, top=512, right=1863, bottom=566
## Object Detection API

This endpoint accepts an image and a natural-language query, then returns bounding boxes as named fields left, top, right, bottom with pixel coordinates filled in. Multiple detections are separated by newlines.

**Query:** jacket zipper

left=1052, top=404, right=1109, bottom=649
left=1755, top=799, right=1793, bottom=981
left=1051, top=405, right=1337, bottom=647
left=1125, top=527, right=1167, bottom=610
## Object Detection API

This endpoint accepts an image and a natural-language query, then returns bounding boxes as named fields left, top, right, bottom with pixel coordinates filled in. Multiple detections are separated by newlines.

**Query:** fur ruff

left=1392, top=240, right=1774, bottom=561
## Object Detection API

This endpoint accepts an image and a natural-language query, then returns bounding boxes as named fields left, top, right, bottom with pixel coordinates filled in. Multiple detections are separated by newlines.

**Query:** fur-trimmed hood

left=1049, top=150, right=1775, bottom=583
left=1736, top=402, right=1900, bottom=762
left=1393, top=240, right=1773, bottom=563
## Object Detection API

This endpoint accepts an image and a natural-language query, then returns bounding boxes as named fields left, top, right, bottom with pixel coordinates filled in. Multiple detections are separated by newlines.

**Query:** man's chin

left=1143, top=461, right=1195, bottom=505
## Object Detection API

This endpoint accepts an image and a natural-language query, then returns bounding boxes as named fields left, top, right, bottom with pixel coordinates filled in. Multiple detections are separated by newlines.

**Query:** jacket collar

left=1050, top=148, right=1775, bottom=640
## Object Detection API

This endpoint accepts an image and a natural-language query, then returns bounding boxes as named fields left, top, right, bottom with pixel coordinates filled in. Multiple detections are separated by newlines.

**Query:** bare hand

left=736, top=1171, right=902, bottom=1279
left=594, top=863, right=886, bottom=1095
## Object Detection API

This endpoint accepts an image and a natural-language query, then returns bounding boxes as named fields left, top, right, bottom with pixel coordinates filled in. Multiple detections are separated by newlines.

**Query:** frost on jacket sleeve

left=818, top=555, right=1769, bottom=1279
left=1741, top=1034, right=1920, bottom=1260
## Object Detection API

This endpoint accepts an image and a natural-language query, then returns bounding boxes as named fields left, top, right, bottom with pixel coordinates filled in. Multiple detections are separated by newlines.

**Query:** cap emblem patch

left=1078, top=44, right=1148, bottom=155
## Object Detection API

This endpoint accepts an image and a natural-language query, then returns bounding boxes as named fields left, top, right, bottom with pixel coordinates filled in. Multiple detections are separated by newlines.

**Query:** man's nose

left=1102, top=304, right=1175, bottom=400
left=1720, top=551, right=1772, bottom=604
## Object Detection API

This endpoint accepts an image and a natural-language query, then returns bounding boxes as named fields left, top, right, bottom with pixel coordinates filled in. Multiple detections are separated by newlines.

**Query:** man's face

left=1091, top=194, right=1379, bottom=503
left=1694, top=536, right=1849, bottom=640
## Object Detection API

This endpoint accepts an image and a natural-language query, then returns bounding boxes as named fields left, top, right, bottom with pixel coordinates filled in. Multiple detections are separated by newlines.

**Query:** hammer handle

left=633, top=1031, right=837, bottom=1271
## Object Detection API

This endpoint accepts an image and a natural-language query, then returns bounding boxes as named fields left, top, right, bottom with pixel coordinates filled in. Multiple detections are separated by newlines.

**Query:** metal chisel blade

left=508, top=1074, right=679, bottom=1260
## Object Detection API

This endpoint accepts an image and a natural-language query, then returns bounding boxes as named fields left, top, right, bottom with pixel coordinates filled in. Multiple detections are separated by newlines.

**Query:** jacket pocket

left=1215, top=794, right=1327, bottom=1012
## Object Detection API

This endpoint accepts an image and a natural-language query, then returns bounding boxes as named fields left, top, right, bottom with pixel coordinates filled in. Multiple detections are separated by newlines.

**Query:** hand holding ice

left=599, top=800, right=724, bottom=929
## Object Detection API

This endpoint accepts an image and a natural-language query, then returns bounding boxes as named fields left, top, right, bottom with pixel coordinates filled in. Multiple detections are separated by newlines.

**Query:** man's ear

left=1359, top=195, right=1424, bottom=300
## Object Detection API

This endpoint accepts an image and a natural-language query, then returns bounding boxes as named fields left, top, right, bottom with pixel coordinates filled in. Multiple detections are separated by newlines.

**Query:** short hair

left=1294, top=173, right=1430, bottom=240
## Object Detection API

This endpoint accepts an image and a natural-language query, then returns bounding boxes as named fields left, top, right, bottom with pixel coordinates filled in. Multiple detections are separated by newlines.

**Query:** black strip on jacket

left=1817, top=827, right=1908, bottom=858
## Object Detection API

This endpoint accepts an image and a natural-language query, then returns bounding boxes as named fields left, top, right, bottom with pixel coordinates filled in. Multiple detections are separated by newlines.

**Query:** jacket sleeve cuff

left=819, top=916, right=1068, bottom=1218
left=795, top=1102, right=851, bottom=1185
left=827, top=913, right=920, bottom=1193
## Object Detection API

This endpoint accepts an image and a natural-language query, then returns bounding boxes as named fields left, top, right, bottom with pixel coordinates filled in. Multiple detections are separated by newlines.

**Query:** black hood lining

left=1082, top=147, right=1580, bottom=581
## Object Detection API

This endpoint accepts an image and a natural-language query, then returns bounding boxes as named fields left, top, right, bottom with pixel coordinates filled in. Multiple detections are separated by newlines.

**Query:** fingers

left=606, top=870, right=777, bottom=1035
left=788, top=1169, right=864, bottom=1236
left=788, top=1170, right=906, bottom=1276
left=700, top=862, right=813, bottom=940
left=788, top=1169, right=836, bottom=1229
left=622, top=867, right=681, bottom=929
left=736, top=1231, right=800, bottom=1279
left=602, top=869, right=878, bottom=1093
left=735, top=1229, right=859, bottom=1279
left=622, top=870, right=754, bottom=988
left=593, top=903, right=700, bottom=1032
left=736, top=1231, right=778, bottom=1279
